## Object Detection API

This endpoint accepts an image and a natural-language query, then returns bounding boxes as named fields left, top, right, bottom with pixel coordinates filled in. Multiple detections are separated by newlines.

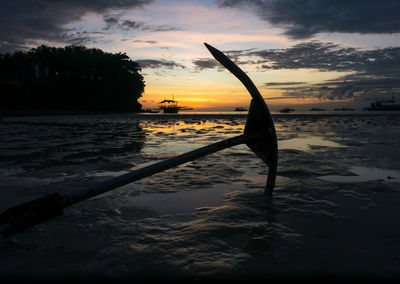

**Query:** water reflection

left=140, top=119, right=245, bottom=155
left=0, top=117, right=147, bottom=202
left=124, top=183, right=239, bottom=217
left=140, top=119, right=244, bottom=136
left=279, top=136, right=346, bottom=152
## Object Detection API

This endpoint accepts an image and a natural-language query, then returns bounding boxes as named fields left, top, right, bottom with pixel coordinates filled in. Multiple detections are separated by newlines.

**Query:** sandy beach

left=0, top=112, right=400, bottom=280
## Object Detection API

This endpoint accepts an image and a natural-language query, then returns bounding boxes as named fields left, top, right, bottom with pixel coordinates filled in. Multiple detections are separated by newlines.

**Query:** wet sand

left=0, top=113, right=400, bottom=280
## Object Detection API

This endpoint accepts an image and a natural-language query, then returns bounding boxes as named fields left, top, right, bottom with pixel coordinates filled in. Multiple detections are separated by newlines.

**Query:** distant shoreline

left=0, top=109, right=147, bottom=118
left=2, top=109, right=400, bottom=119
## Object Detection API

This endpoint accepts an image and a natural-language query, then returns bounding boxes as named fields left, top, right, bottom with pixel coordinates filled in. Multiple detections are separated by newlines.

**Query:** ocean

left=1, top=112, right=400, bottom=280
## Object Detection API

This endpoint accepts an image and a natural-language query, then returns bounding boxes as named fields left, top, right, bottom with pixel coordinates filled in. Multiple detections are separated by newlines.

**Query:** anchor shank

left=1, top=133, right=255, bottom=237
left=65, top=133, right=253, bottom=207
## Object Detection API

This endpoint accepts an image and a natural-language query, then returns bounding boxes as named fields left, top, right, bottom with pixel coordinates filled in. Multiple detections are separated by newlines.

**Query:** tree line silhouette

left=0, top=45, right=145, bottom=113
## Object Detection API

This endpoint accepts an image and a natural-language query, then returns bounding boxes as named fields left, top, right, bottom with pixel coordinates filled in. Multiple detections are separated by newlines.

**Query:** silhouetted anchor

left=0, top=43, right=278, bottom=237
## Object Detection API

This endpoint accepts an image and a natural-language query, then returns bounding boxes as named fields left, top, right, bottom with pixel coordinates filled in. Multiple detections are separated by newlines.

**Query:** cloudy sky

left=1, top=0, right=399, bottom=110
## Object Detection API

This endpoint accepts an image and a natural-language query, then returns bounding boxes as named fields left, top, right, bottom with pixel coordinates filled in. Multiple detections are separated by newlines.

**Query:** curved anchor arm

left=204, top=43, right=278, bottom=194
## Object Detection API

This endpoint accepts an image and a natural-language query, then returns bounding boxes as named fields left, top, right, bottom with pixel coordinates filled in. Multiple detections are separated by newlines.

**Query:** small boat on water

left=309, top=108, right=326, bottom=111
left=279, top=107, right=295, bottom=113
left=364, top=95, right=400, bottom=111
left=158, top=99, right=180, bottom=113
left=157, top=96, right=193, bottom=113
left=234, top=107, right=248, bottom=111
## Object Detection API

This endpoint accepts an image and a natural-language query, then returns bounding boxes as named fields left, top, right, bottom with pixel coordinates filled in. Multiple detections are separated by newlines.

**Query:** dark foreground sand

left=0, top=113, right=399, bottom=280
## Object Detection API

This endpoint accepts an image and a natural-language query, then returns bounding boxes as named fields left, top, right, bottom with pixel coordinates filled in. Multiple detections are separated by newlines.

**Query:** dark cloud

left=191, top=55, right=255, bottom=72
left=264, top=95, right=308, bottom=100
left=224, top=48, right=257, bottom=61
left=126, top=23, right=184, bottom=33
left=62, top=30, right=108, bottom=45
left=103, top=16, right=145, bottom=31
left=136, top=59, right=186, bottom=70
left=250, top=41, right=363, bottom=72
left=317, top=85, right=356, bottom=100
left=143, top=25, right=184, bottom=32
left=226, top=41, right=400, bottom=101
left=0, top=0, right=154, bottom=53
left=122, top=20, right=145, bottom=30
left=102, top=15, right=183, bottom=33
left=252, top=42, right=400, bottom=100
left=193, top=41, right=400, bottom=100
left=200, top=41, right=400, bottom=77
left=103, top=16, right=122, bottom=30
left=192, top=58, right=220, bottom=71
left=65, top=35, right=95, bottom=46
left=103, top=15, right=145, bottom=31
left=217, top=0, right=400, bottom=39
left=265, top=80, right=395, bottom=101
left=264, top=82, right=306, bottom=86
left=132, top=40, right=158, bottom=44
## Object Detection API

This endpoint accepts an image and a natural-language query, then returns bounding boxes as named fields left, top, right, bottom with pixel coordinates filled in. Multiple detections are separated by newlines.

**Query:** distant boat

left=279, top=107, right=295, bottom=113
left=334, top=107, right=355, bottom=111
left=309, top=108, right=326, bottom=111
left=157, top=95, right=193, bottom=113
left=158, top=99, right=180, bottom=113
left=364, top=95, right=400, bottom=111
left=234, top=107, right=248, bottom=111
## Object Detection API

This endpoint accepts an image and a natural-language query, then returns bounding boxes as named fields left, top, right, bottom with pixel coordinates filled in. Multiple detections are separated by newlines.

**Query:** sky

left=1, top=0, right=399, bottom=111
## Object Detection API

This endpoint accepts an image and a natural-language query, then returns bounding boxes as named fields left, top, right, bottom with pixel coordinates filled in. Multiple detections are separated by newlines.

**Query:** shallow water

left=279, top=135, right=347, bottom=152
left=319, top=166, right=400, bottom=183
left=1, top=113, right=400, bottom=280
